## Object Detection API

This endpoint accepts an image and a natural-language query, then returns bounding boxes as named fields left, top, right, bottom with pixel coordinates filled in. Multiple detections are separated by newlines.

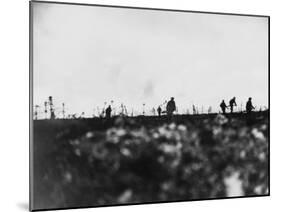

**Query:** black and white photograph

left=30, top=1, right=269, bottom=211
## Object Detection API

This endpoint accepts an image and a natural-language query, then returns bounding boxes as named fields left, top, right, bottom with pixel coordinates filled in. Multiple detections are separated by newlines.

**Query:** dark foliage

left=33, top=112, right=269, bottom=210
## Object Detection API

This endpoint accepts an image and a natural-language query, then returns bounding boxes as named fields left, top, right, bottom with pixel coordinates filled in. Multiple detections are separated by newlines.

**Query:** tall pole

left=44, top=101, right=48, bottom=119
left=120, top=103, right=124, bottom=116
left=34, top=105, right=39, bottom=120
left=124, top=105, right=128, bottom=116
left=49, top=96, right=55, bottom=119
left=62, top=103, right=65, bottom=119
left=193, top=105, right=196, bottom=115
left=142, top=103, right=146, bottom=115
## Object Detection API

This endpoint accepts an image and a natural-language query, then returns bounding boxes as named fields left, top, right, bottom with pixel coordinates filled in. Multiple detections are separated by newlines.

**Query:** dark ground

left=31, top=111, right=269, bottom=210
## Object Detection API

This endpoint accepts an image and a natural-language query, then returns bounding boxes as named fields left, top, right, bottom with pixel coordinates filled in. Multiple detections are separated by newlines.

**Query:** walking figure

left=166, top=97, right=176, bottom=116
left=229, top=97, right=237, bottom=114
left=246, top=97, right=255, bottom=114
left=105, top=105, right=112, bottom=118
left=220, top=100, right=227, bottom=114
left=192, top=105, right=196, bottom=115
left=157, top=106, right=162, bottom=117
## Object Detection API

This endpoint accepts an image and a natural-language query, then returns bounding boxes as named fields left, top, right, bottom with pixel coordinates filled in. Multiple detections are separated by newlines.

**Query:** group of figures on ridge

left=104, top=96, right=256, bottom=119
left=219, top=97, right=255, bottom=115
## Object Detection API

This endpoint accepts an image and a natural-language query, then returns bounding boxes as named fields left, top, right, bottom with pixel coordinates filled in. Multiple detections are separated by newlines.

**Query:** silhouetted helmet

left=171, top=97, right=174, bottom=100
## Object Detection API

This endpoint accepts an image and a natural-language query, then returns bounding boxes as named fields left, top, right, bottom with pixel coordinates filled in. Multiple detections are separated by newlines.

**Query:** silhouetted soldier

left=220, top=100, right=227, bottom=114
left=166, top=97, right=176, bottom=116
left=229, top=97, right=237, bottom=114
left=192, top=105, right=196, bottom=115
left=157, top=106, right=162, bottom=117
left=246, top=97, right=255, bottom=114
left=49, top=96, right=56, bottom=119
left=105, top=105, right=112, bottom=118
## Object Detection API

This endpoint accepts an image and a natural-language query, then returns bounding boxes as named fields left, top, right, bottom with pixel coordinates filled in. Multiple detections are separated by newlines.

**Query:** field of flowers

left=32, top=112, right=269, bottom=210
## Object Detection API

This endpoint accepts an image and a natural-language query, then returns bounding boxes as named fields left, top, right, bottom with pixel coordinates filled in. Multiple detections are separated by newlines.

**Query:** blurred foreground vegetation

left=33, top=112, right=269, bottom=210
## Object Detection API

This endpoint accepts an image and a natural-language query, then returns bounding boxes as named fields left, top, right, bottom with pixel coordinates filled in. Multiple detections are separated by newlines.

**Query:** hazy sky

left=32, top=2, right=268, bottom=117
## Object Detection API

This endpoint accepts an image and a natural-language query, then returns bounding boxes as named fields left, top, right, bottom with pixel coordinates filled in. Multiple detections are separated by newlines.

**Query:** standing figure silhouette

left=166, top=97, right=176, bottom=117
left=220, top=100, right=227, bottom=114
left=105, top=105, right=112, bottom=118
left=246, top=97, right=255, bottom=114
left=229, top=97, right=237, bottom=114
left=157, top=106, right=162, bottom=117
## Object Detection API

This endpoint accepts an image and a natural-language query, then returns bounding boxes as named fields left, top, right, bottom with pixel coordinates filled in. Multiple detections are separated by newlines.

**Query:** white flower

left=215, top=114, right=228, bottom=125
left=168, top=123, right=176, bottom=130
left=224, top=171, right=244, bottom=197
left=260, top=124, right=267, bottom=131
left=158, top=126, right=167, bottom=135
left=177, top=124, right=187, bottom=131
left=115, top=128, right=127, bottom=136
left=254, top=185, right=263, bottom=194
left=160, top=144, right=180, bottom=154
left=158, top=126, right=173, bottom=139
left=258, top=152, right=266, bottom=161
left=161, top=181, right=173, bottom=191
left=64, top=171, right=72, bottom=183
left=213, top=126, right=222, bottom=136
left=252, top=128, right=265, bottom=141
left=85, top=131, right=94, bottom=138
left=121, top=148, right=131, bottom=157
left=152, top=132, right=160, bottom=139
left=117, top=189, right=133, bottom=203
left=74, top=148, right=81, bottom=156
left=240, top=150, right=246, bottom=159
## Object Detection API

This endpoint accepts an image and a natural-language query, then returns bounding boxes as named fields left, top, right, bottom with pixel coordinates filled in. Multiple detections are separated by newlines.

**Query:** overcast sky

left=32, top=2, right=268, bottom=117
